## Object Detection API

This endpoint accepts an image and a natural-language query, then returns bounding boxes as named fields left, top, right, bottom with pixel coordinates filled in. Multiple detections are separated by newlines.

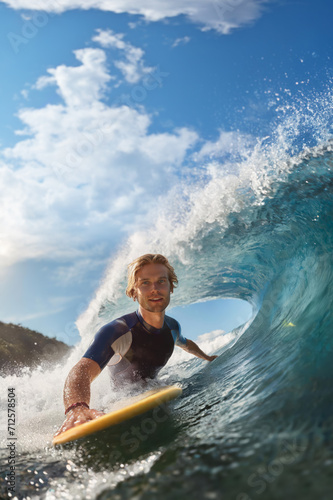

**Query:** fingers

left=53, top=408, right=105, bottom=437
left=53, top=426, right=63, bottom=437
left=54, top=420, right=72, bottom=436
left=89, top=410, right=105, bottom=418
left=69, top=411, right=101, bottom=426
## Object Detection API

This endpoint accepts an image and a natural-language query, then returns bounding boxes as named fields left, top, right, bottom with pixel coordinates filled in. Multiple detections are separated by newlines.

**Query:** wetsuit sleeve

left=175, top=322, right=188, bottom=347
left=82, top=320, right=128, bottom=370
left=165, top=316, right=187, bottom=347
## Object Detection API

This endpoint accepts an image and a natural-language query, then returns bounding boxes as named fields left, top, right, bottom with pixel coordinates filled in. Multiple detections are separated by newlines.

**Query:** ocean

left=1, top=86, right=332, bottom=499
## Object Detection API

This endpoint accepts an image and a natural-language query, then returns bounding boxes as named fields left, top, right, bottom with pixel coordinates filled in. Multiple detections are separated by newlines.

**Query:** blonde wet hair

left=126, top=254, right=178, bottom=298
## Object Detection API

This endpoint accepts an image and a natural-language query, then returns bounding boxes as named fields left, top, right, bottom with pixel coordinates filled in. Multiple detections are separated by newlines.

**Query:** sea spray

left=0, top=85, right=332, bottom=499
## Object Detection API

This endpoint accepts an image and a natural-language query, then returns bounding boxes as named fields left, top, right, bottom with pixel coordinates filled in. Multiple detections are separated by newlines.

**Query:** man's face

left=133, top=263, right=171, bottom=313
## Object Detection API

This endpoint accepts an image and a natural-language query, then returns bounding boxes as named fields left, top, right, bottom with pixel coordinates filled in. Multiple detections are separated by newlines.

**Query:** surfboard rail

left=52, top=385, right=182, bottom=446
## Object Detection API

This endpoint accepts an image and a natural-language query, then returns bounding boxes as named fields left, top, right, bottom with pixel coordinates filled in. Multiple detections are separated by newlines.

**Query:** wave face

left=1, top=89, right=333, bottom=499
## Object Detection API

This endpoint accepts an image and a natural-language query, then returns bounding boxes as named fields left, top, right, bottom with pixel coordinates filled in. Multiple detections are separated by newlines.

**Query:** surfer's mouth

left=149, top=297, right=163, bottom=302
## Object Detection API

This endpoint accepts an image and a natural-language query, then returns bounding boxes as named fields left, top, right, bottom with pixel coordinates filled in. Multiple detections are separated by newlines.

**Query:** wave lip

left=1, top=89, right=333, bottom=499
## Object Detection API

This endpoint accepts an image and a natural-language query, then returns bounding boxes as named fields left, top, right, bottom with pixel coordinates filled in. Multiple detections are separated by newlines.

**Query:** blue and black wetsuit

left=83, top=310, right=187, bottom=382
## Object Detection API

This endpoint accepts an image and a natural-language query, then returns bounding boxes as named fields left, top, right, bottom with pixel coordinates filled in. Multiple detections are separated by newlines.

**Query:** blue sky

left=0, top=0, right=331, bottom=345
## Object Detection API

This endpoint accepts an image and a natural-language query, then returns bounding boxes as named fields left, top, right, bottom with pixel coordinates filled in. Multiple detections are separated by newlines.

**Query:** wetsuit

left=83, top=310, right=187, bottom=382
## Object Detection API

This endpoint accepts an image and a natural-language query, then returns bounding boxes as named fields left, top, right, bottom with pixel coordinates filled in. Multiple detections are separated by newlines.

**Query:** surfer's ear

left=132, top=281, right=138, bottom=301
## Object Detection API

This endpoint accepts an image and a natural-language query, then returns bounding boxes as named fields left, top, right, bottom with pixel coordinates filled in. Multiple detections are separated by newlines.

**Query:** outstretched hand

left=54, top=407, right=105, bottom=437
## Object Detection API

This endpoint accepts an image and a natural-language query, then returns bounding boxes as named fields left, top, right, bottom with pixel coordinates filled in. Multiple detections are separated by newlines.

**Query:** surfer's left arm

left=181, top=339, right=217, bottom=362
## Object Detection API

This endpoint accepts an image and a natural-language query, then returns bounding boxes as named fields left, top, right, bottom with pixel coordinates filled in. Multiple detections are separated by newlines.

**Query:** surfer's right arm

left=54, top=358, right=105, bottom=436
left=55, top=320, right=124, bottom=436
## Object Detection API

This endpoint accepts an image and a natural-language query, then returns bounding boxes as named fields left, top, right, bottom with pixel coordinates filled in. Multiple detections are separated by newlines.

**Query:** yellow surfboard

left=53, top=385, right=182, bottom=446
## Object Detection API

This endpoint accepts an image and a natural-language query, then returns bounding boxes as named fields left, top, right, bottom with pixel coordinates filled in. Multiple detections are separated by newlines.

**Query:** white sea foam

left=0, top=84, right=331, bottom=460
left=77, top=97, right=333, bottom=342
left=0, top=324, right=242, bottom=453
left=76, top=135, right=296, bottom=338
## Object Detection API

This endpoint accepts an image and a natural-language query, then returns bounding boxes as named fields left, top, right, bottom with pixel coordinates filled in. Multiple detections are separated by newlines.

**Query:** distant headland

left=0, top=321, right=71, bottom=375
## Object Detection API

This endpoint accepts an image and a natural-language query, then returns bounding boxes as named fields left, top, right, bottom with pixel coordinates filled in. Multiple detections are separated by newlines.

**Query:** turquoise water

left=1, top=87, right=333, bottom=499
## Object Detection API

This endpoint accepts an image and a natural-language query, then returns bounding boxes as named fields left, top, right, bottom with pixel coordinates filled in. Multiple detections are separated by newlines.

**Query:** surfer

left=55, top=254, right=217, bottom=436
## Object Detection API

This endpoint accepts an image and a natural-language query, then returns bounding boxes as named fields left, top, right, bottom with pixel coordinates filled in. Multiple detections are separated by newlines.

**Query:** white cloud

left=0, top=292, right=82, bottom=327
left=172, top=36, right=191, bottom=48
left=3, top=0, right=269, bottom=34
left=53, top=257, right=107, bottom=285
left=92, top=29, right=153, bottom=84
left=34, top=48, right=111, bottom=107
left=3, top=307, right=67, bottom=323
left=195, top=130, right=255, bottom=160
left=0, top=40, right=198, bottom=271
